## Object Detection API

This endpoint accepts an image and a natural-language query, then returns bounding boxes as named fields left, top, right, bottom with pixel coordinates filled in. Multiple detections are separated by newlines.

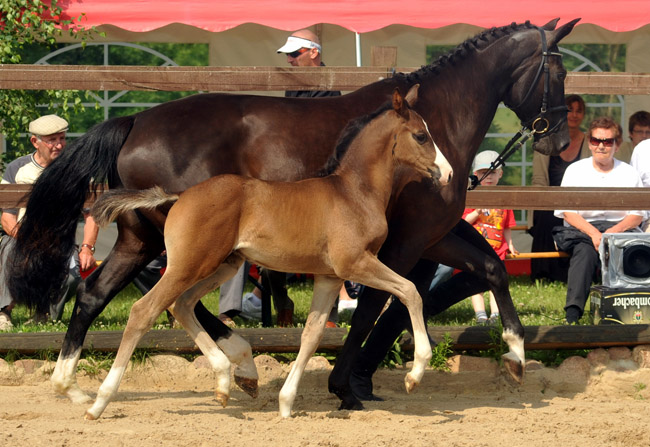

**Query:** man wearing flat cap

left=0, top=114, right=99, bottom=330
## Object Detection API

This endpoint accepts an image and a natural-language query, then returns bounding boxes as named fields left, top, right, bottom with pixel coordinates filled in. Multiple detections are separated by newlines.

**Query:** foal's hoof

left=235, top=376, right=259, bottom=398
left=215, top=391, right=230, bottom=407
left=404, top=373, right=419, bottom=394
left=502, top=353, right=525, bottom=384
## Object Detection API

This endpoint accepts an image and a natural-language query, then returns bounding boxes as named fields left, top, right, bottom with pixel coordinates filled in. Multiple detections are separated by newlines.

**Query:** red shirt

left=462, top=208, right=516, bottom=260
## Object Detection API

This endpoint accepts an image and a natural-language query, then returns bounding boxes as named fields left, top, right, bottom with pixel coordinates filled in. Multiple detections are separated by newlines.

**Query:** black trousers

left=552, top=220, right=619, bottom=316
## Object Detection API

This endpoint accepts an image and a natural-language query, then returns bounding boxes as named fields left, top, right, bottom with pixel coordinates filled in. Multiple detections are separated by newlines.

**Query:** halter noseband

left=469, top=26, right=566, bottom=191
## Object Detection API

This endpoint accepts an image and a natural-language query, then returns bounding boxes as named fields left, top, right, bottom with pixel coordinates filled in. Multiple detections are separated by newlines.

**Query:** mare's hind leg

left=171, top=254, right=259, bottom=406
left=278, top=275, right=342, bottom=418
left=51, top=218, right=164, bottom=404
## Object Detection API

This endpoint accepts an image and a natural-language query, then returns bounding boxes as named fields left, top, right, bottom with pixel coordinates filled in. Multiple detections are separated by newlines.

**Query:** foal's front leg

left=351, top=256, right=432, bottom=394
left=278, top=275, right=342, bottom=418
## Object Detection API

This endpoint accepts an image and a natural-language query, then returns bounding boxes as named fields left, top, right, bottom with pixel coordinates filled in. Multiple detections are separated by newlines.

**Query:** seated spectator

left=552, top=116, right=645, bottom=324
left=616, top=110, right=650, bottom=164
left=0, top=114, right=99, bottom=329
left=530, top=94, right=589, bottom=282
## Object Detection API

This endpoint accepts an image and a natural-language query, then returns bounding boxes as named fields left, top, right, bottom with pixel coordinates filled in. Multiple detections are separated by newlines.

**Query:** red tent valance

left=60, top=0, right=649, bottom=33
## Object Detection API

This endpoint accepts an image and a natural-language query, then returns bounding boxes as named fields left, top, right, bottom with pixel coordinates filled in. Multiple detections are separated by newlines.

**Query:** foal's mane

left=404, top=21, right=536, bottom=84
left=317, top=101, right=393, bottom=177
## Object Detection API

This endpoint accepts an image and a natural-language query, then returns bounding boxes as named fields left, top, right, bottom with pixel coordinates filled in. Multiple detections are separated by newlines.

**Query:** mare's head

left=391, top=85, right=453, bottom=186
left=503, top=18, right=580, bottom=156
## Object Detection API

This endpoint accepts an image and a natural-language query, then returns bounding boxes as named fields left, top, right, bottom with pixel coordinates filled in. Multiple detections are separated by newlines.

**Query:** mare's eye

left=413, top=132, right=428, bottom=145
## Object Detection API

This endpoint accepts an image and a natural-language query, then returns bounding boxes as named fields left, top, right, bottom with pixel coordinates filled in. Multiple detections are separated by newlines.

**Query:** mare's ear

left=541, top=18, right=560, bottom=30
left=550, top=18, right=580, bottom=44
left=404, top=84, right=420, bottom=107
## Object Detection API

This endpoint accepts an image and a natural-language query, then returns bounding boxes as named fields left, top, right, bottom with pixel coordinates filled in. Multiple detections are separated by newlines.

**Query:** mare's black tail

left=7, top=116, right=135, bottom=311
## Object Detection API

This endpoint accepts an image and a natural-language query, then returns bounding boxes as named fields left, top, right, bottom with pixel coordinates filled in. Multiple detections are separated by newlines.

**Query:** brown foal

left=86, top=85, right=452, bottom=419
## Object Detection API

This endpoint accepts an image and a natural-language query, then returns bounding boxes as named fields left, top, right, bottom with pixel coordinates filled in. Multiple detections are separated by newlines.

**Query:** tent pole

left=355, top=32, right=362, bottom=67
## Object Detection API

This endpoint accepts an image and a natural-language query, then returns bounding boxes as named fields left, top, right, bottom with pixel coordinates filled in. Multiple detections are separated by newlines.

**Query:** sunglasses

left=589, top=136, right=616, bottom=148
left=287, top=48, right=309, bottom=58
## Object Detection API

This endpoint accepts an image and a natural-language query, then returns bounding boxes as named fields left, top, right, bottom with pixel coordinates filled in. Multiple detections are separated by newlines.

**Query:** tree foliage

left=0, top=0, right=100, bottom=163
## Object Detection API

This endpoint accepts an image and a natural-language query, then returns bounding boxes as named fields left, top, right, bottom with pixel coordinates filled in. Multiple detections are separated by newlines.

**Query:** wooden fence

left=1, top=65, right=650, bottom=354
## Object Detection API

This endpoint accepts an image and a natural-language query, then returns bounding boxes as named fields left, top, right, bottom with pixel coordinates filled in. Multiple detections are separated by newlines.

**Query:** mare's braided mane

left=404, top=21, right=535, bottom=83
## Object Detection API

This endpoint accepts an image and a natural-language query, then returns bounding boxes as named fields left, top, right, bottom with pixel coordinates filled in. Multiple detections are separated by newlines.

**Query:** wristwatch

left=79, top=243, right=96, bottom=254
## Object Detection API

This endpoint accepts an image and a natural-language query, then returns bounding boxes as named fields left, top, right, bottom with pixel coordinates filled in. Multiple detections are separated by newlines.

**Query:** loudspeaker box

left=600, top=233, right=650, bottom=288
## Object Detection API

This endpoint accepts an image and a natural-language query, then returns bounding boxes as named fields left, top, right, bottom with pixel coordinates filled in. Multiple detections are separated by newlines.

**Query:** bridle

left=469, top=26, right=566, bottom=190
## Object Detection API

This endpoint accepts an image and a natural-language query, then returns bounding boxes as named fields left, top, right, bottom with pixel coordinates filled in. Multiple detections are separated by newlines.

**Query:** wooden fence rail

left=2, top=324, right=650, bottom=354
left=1, top=65, right=650, bottom=94
left=1, top=184, right=650, bottom=210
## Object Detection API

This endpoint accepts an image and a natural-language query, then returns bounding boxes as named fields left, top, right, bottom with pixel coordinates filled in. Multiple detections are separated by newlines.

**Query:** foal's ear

left=392, top=88, right=407, bottom=117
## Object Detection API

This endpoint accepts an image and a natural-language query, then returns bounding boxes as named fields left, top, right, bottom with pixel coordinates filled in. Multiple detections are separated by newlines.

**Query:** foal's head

left=391, top=85, right=453, bottom=186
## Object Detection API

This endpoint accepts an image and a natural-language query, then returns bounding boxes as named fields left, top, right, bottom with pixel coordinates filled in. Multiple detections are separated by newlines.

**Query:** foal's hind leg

left=85, top=272, right=192, bottom=420
left=278, top=275, right=342, bottom=418
left=171, top=255, right=259, bottom=406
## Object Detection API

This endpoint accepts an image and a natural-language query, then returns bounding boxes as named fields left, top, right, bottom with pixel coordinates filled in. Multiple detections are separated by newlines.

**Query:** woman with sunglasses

left=552, top=116, right=645, bottom=324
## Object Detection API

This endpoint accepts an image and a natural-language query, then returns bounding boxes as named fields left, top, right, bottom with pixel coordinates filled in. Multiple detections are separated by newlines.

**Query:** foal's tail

left=92, top=187, right=179, bottom=227
left=7, top=116, right=134, bottom=311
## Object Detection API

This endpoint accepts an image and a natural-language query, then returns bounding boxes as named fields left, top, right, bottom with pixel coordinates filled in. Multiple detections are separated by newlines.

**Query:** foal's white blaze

left=51, top=347, right=92, bottom=404
left=422, top=119, right=453, bottom=185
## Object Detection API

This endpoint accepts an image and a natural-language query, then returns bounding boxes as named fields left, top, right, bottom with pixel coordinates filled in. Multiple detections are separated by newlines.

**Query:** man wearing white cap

left=277, top=29, right=342, bottom=99
left=0, top=114, right=99, bottom=330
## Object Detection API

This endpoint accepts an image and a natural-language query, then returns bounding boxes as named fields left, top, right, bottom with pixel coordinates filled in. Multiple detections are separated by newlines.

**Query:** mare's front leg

left=51, top=221, right=163, bottom=404
left=278, top=275, right=342, bottom=418
left=423, top=220, right=526, bottom=382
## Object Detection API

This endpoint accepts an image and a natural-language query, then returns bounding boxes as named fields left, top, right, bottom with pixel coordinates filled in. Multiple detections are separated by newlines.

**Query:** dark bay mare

left=84, top=86, right=451, bottom=419
left=8, top=19, right=578, bottom=410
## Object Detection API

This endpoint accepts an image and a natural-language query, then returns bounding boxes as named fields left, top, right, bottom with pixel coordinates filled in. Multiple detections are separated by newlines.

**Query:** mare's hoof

left=338, top=399, right=364, bottom=411
left=404, top=373, right=419, bottom=394
left=215, top=391, right=230, bottom=407
left=235, top=376, right=259, bottom=398
left=349, top=371, right=382, bottom=402
left=355, top=393, right=384, bottom=402
left=502, top=354, right=525, bottom=384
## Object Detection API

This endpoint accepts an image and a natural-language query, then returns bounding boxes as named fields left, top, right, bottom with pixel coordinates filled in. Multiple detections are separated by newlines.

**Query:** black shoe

left=350, top=371, right=384, bottom=401
left=565, top=306, right=581, bottom=325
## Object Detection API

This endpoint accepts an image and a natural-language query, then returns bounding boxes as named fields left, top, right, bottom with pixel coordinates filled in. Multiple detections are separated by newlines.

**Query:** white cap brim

left=277, top=36, right=321, bottom=53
